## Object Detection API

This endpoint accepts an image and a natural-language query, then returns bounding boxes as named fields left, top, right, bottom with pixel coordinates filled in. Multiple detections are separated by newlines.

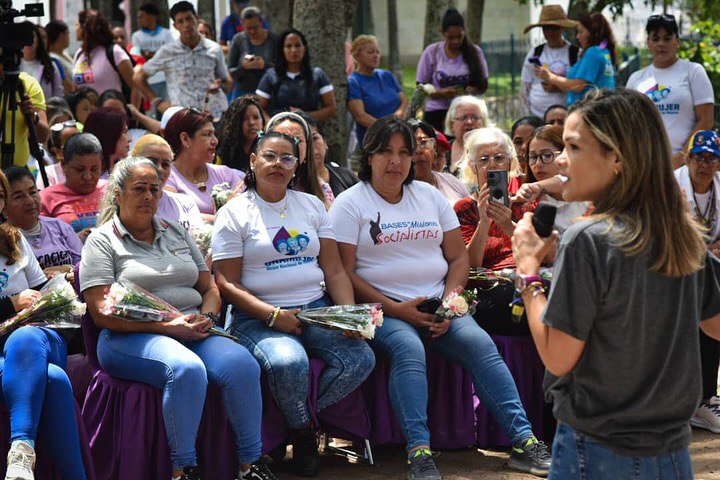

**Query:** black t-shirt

left=256, top=67, right=333, bottom=115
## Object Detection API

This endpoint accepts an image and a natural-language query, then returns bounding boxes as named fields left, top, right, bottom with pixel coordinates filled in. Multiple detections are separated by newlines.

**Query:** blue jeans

left=97, top=329, right=262, bottom=470
left=549, top=423, right=694, bottom=479
left=229, top=296, right=376, bottom=429
left=371, top=314, right=534, bottom=450
left=1, top=326, right=86, bottom=479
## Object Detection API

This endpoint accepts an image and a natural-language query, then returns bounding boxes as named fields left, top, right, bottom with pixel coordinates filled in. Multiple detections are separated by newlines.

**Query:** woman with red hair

left=72, top=9, right=134, bottom=96
left=83, top=106, right=131, bottom=175
left=163, top=108, right=244, bottom=222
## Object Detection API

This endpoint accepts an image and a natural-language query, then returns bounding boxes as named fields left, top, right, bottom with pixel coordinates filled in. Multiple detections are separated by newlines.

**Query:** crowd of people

left=0, top=1, right=719, bottom=480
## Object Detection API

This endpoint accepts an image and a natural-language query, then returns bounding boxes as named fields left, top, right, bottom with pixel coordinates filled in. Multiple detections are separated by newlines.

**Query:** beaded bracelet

left=521, top=281, right=546, bottom=298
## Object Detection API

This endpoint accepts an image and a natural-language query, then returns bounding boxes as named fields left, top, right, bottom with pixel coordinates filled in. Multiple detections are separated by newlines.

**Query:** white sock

left=11, top=439, right=34, bottom=450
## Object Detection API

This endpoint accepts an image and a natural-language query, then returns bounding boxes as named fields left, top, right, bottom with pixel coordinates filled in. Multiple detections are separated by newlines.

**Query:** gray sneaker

left=508, top=437, right=551, bottom=477
left=407, top=449, right=441, bottom=480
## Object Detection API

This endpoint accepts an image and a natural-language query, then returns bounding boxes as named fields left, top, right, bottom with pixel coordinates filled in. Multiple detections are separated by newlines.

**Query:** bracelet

left=202, top=311, right=220, bottom=325
left=266, top=307, right=280, bottom=328
left=520, top=281, right=546, bottom=298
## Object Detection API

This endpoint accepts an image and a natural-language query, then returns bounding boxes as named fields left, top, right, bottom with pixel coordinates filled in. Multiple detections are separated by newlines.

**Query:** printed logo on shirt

left=37, top=251, right=72, bottom=270
left=368, top=212, right=442, bottom=245
left=643, top=83, right=680, bottom=115
left=73, top=59, right=94, bottom=85
left=263, top=226, right=314, bottom=271
left=433, top=70, right=469, bottom=89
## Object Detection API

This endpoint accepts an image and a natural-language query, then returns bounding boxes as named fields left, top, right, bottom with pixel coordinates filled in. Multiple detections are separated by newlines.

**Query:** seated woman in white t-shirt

left=524, top=125, right=588, bottom=235
left=0, top=170, right=87, bottom=479
left=131, top=134, right=203, bottom=232
left=329, top=117, right=550, bottom=480
left=212, top=131, right=375, bottom=478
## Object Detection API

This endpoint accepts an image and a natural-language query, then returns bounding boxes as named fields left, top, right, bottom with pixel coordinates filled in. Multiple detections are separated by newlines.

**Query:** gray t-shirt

left=542, top=218, right=720, bottom=456
left=80, top=215, right=208, bottom=314
left=227, top=31, right=278, bottom=93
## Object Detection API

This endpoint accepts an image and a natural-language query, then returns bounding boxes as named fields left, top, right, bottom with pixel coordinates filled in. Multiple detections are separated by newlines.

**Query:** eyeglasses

left=454, top=115, right=482, bottom=123
left=416, top=137, right=436, bottom=150
left=528, top=149, right=562, bottom=166
left=50, top=120, right=77, bottom=132
left=470, top=153, right=509, bottom=166
left=259, top=151, right=298, bottom=169
left=690, top=154, right=720, bottom=166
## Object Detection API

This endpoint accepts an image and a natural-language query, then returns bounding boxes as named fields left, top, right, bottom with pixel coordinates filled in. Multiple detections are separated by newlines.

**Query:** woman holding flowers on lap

left=329, top=117, right=550, bottom=480
left=80, top=157, right=275, bottom=480
left=213, top=130, right=374, bottom=478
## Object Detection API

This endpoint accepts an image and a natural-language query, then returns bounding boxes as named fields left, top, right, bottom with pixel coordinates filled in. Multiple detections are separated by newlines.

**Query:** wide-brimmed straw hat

left=524, top=5, right=578, bottom=33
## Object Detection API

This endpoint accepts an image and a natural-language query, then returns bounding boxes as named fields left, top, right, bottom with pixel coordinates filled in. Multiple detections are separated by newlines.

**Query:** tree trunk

left=465, top=0, right=485, bottom=46
left=293, top=0, right=353, bottom=166
left=423, top=0, right=451, bottom=48
left=387, top=0, right=402, bottom=82
left=261, top=0, right=294, bottom=34
left=566, top=0, right=591, bottom=19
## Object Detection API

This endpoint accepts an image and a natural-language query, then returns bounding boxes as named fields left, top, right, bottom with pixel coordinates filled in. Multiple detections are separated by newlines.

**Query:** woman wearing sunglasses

left=212, top=131, right=375, bottom=477
left=675, top=129, right=720, bottom=436
left=525, top=126, right=588, bottom=235
left=627, top=14, right=714, bottom=168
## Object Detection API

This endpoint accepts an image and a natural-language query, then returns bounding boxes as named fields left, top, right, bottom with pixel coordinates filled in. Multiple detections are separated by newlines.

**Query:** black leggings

left=422, top=109, right=448, bottom=133
left=700, top=329, right=720, bottom=400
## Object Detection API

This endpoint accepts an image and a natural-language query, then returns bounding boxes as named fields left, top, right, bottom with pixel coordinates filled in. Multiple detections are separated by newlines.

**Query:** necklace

left=693, top=186, right=716, bottom=239
left=256, top=191, right=288, bottom=219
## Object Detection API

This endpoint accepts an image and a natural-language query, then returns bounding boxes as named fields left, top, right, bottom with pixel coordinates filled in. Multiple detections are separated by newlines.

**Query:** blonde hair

left=97, top=156, right=160, bottom=226
left=0, top=171, right=21, bottom=265
left=458, top=127, right=519, bottom=186
left=131, top=134, right=172, bottom=156
left=572, top=88, right=706, bottom=277
left=444, top=95, right=493, bottom=135
left=350, top=35, right=377, bottom=59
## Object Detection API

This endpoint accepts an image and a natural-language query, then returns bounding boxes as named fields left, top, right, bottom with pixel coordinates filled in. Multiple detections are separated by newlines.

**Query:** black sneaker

left=407, top=449, right=441, bottom=480
left=176, top=466, right=203, bottom=480
left=290, top=427, right=319, bottom=477
left=238, top=461, right=279, bottom=480
left=508, top=437, right=551, bottom=477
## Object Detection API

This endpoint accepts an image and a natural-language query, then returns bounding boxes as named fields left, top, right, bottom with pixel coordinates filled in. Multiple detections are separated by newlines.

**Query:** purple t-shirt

left=23, top=216, right=83, bottom=270
left=165, top=163, right=244, bottom=215
left=156, top=190, right=204, bottom=231
left=416, top=41, right=489, bottom=112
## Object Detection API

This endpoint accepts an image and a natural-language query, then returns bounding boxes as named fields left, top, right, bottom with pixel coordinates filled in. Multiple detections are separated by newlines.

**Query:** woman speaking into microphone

left=512, top=88, right=720, bottom=479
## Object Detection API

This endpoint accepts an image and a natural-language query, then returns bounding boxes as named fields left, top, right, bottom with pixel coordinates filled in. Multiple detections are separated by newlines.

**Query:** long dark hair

left=578, top=12, right=617, bottom=66
left=83, top=107, right=127, bottom=172
left=275, top=28, right=314, bottom=99
left=24, top=22, right=55, bottom=85
left=217, top=95, right=265, bottom=172
left=442, top=8, right=486, bottom=91
left=78, top=9, right=113, bottom=57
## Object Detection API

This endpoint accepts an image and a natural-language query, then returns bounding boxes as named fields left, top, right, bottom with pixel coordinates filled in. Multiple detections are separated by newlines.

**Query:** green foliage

left=678, top=21, right=720, bottom=102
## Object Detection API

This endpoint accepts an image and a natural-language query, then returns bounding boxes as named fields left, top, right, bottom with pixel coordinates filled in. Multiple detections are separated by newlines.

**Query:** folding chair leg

left=322, top=436, right=376, bottom=467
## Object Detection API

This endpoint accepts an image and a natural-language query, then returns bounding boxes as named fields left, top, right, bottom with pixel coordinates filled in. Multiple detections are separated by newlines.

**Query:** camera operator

left=0, top=63, right=50, bottom=167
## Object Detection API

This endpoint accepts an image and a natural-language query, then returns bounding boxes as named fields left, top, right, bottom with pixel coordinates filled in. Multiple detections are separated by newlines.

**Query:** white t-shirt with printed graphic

left=330, top=181, right=460, bottom=302
left=627, top=59, right=714, bottom=154
left=0, top=236, right=47, bottom=298
left=521, top=42, right=572, bottom=118
left=212, top=189, right=334, bottom=307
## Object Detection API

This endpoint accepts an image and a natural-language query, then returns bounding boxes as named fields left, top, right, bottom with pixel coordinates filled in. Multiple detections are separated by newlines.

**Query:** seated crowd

left=1, top=4, right=718, bottom=480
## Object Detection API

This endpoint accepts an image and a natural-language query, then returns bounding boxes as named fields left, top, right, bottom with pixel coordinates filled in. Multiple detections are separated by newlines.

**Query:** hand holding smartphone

left=487, top=170, right=510, bottom=207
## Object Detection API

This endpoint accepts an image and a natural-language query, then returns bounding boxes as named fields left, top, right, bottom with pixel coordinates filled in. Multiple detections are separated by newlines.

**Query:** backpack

left=105, top=45, right=136, bottom=101
left=534, top=43, right=579, bottom=66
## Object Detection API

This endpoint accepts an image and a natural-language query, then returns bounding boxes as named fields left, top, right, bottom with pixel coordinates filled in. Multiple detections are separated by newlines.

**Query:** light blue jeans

left=370, top=314, right=535, bottom=450
left=229, top=296, right=376, bottom=429
left=549, top=422, right=694, bottom=479
left=97, top=329, right=262, bottom=470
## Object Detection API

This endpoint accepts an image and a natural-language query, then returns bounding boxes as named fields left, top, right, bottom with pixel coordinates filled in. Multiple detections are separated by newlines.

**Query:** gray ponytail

left=96, top=156, right=160, bottom=226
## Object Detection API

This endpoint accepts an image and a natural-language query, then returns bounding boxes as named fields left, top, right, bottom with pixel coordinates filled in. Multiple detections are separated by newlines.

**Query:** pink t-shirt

left=40, top=179, right=108, bottom=233
left=165, top=163, right=244, bottom=215
left=73, top=45, right=129, bottom=95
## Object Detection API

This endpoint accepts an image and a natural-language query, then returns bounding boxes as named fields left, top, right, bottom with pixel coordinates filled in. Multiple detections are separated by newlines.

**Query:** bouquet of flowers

left=0, top=275, right=86, bottom=337
left=190, top=223, right=214, bottom=259
left=296, top=304, right=384, bottom=340
left=435, top=287, right=478, bottom=320
left=211, top=182, right=234, bottom=212
left=102, top=280, right=237, bottom=340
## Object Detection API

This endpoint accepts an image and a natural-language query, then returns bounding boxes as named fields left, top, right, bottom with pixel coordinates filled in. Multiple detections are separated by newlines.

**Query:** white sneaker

left=691, top=396, right=720, bottom=433
left=5, top=441, right=35, bottom=480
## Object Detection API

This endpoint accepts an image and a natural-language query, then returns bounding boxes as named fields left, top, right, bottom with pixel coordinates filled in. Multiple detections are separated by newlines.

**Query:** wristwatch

left=515, top=274, right=542, bottom=294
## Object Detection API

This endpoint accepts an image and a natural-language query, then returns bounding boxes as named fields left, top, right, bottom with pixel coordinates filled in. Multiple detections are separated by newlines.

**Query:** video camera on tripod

left=0, top=0, right=48, bottom=184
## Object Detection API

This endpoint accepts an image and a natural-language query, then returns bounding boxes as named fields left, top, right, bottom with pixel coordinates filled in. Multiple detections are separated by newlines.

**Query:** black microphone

left=532, top=202, right=557, bottom=238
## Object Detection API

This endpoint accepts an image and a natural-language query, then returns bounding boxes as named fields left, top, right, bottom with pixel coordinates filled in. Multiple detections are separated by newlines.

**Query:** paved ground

left=271, top=428, right=720, bottom=479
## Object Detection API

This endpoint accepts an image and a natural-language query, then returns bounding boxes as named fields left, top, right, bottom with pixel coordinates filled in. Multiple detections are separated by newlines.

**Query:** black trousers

left=700, top=329, right=720, bottom=400
left=422, top=109, right=448, bottom=133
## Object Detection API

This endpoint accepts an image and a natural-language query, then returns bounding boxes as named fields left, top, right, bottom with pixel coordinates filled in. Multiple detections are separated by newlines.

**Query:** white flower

left=449, top=296, right=469, bottom=316
left=420, top=83, right=436, bottom=95
left=72, top=301, right=87, bottom=316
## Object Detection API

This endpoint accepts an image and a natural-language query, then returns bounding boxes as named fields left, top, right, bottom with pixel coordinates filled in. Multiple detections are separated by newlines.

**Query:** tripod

left=0, top=65, right=49, bottom=186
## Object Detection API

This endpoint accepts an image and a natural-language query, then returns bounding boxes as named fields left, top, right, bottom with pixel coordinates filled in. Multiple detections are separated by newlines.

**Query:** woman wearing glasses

left=330, top=118, right=549, bottom=479
left=675, top=129, right=720, bottom=435
left=444, top=95, right=493, bottom=176
left=627, top=14, right=714, bottom=168
left=212, top=131, right=374, bottom=477
left=525, top=126, right=588, bottom=235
